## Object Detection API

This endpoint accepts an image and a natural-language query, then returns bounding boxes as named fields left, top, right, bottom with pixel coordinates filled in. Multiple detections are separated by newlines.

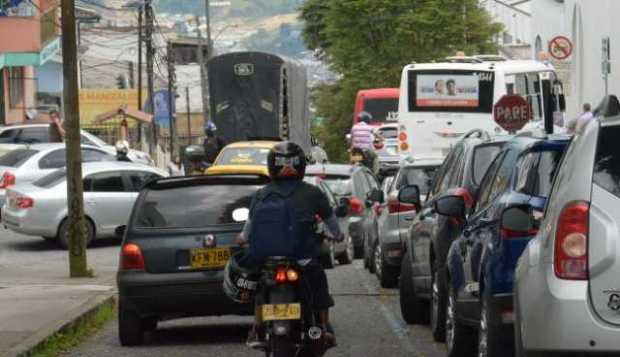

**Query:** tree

left=301, top=0, right=503, bottom=161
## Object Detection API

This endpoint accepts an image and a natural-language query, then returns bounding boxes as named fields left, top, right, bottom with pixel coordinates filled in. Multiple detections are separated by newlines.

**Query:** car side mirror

left=367, top=188, right=384, bottom=204
left=398, top=185, right=420, bottom=205
left=115, top=225, right=127, bottom=239
left=335, top=204, right=349, bottom=218
left=500, top=205, right=537, bottom=234
left=434, top=195, right=465, bottom=218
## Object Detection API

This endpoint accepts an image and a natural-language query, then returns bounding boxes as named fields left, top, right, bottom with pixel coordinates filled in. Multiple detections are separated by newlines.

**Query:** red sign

left=494, top=95, right=531, bottom=132
left=549, top=36, right=573, bottom=60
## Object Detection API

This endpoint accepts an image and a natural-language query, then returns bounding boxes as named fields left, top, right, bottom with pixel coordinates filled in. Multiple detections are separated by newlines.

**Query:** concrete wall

left=2, top=66, right=36, bottom=124
left=482, top=0, right=532, bottom=46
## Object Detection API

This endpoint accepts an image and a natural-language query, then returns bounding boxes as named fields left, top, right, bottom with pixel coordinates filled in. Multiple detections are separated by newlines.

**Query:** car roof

left=223, top=141, right=280, bottom=149
left=306, top=164, right=358, bottom=176
left=145, top=174, right=270, bottom=190
left=23, top=143, right=105, bottom=152
left=508, top=131, right=571, bottom=151
left=401, top=158, right=444, bottom=168
left=80, top=161, right=166, bottom=176
left=0, top=123, right=49, bottom=130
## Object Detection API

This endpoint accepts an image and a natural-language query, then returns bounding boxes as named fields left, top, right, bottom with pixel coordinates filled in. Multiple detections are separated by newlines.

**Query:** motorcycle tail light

left=554, top=201, right=589, bottom=280
left=120, top=243, right=145, bottom=270
left=275, top=266, right=288, bottom=283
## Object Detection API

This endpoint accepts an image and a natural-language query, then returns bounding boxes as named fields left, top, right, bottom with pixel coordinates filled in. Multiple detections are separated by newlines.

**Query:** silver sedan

left=2, top=162, right=167, bottom=248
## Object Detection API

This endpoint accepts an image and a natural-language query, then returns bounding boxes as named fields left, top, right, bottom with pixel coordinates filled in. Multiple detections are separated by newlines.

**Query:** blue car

left=434, top=132, right=569, bottom=357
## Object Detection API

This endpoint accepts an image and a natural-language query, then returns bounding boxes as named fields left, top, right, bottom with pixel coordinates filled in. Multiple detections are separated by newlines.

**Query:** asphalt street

left=66, top=260, right=446, bottom=357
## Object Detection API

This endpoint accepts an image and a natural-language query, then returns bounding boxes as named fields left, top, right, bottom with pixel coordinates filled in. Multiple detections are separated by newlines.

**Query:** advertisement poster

left=416, top=74, right=480, bottom=107
left=79, top=89, right=145, bottom=125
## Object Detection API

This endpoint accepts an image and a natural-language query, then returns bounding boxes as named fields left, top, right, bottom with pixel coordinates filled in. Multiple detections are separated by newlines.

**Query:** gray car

left=373, top=159, right=442, bottom=287
left=2, top=162, right=167, bottom=248
left=514, top=109, right=620, bottom=356
left=0, top=144, right=115, bottom=209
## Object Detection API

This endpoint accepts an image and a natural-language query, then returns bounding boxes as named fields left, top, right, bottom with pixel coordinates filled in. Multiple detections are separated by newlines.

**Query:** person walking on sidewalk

left=567, top=103, right=593, bottom=135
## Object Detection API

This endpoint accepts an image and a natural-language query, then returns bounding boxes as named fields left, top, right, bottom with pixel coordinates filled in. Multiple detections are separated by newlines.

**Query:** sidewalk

left=0, top=279, right=115, bottom=357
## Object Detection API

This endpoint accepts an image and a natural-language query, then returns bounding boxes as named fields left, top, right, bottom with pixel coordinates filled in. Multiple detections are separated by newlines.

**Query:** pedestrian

left=167, top=156, right=185, bottom=176
left=203, top=122, right=225, bottom=164
left=115, top=140, right=132, bottom=162
left=567, top=103, right=593, bottom=134
left=48, top=110, right=66, bottom=142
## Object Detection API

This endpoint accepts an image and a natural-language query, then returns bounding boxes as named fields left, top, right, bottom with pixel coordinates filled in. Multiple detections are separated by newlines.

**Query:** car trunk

left=136, top=226, right=244, bottom=274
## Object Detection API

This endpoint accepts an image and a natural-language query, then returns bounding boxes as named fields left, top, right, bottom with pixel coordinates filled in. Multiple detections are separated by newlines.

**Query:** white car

left=0, top=124, right=153, bottom=165
left=2, top=161, right=168, bottom=248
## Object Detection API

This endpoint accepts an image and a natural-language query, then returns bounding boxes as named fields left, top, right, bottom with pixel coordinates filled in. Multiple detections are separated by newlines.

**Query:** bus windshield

left=407, top=70, right=494, bottom=113
left=364, top=98, right=399, bottom=122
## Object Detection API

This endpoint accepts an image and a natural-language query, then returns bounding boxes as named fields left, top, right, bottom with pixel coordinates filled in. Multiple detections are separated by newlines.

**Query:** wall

left=3, top=66, right=36, bottom=124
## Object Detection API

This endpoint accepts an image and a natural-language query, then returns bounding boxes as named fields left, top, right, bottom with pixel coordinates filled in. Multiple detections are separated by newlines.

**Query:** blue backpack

left=248, top=186, right=308, bottom=261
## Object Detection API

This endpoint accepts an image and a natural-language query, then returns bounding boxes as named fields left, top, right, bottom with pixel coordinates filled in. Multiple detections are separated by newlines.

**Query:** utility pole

left=61, top=0, right=90, bottom=278
left=137, top=4, right=143, bottom=144
left=145, top=0, right=156, bottom=156
left=205, top=0, right=213, bottom=60
left=195, top=15, right=209, bottom=129
left=167, top=41, right=177, bottom=158
left=186, top=86, right=191, bottom=145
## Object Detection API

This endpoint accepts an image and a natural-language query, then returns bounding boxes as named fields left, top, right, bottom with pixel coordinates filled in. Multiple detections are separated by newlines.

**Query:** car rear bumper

left=381, top=241, right=403, bottom=267
left=118, top=270, right=253, bottom=317
left=348, top=217, right=365, bottom=248
left=2, top=208, right=57, bottom=237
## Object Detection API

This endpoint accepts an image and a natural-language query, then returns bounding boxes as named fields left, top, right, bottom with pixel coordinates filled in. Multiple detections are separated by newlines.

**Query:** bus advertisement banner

left=416, top=74, right=479, bottom=108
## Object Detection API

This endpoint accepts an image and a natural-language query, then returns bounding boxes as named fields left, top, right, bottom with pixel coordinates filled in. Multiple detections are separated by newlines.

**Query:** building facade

left=481, top=0, right=533, bottom=59
left=0, top=0, right=60, bottom=124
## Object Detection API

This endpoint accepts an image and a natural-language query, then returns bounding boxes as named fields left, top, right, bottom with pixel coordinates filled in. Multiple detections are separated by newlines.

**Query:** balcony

left=0, top=0, right=59, bottom=55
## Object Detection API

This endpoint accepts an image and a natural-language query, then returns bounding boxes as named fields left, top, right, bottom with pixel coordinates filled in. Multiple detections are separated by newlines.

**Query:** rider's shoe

left=323, top=325, right=337, bottom=349
left=246, top=326, right=267, bottom=350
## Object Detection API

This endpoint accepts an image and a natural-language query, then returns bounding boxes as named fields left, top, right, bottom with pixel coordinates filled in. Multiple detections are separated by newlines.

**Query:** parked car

left=0, top=124, right=153, bottom=165
left=304, top=176, right=354, bottom=268
left=514, top=109, right=620, bottom=356
left=305, top=164, right=384, bottom=258
left=373, top=158, right=442, bottom=288
left=435, top=133, right=569, bottom=357
left=399, top=130, right=507, bottom=342
left=116, top=174, right=270, bottom=346
left=2, top=162, right=167, bottom=248
left=0, top=144, right=114, bottom=209
left=205, top=140, right=278, bottom=176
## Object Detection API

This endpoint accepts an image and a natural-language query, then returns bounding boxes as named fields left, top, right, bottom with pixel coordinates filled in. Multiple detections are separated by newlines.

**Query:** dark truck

left=207, top=51, right=312, bottom=152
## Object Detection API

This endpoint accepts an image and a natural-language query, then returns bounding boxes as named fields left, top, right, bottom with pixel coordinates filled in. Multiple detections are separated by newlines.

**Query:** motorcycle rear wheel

left=269, top=335, right=297, bottom=357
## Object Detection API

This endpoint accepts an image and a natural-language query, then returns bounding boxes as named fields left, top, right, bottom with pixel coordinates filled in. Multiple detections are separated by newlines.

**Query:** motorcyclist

left=236, top=141, right=344, bottom=349
left=350, top=112, right=378, bottom=174
left=203, top=122, right=225, bottom=165
left=115, top=140, right=132, bottom=162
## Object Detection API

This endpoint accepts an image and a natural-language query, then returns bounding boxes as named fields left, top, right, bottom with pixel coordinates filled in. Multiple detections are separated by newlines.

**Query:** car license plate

left=261, top=303, right=301, bottom=321
left=190, top=247, right=231, bottom=269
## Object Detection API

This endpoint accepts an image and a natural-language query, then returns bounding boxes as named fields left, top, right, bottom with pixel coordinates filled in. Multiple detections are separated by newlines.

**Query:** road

left=67, top=261, right=446, bottom=357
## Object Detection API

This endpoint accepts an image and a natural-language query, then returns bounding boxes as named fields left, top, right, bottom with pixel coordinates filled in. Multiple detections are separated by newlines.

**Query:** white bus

left=397, top=58, right=565, bottom=158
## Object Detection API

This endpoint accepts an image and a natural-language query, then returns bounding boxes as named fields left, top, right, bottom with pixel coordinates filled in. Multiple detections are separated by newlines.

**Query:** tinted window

left=377, top=127, right=398, bottom=139
left=82, top=148, right=113, bottom=162
left=134, top=185, right=262, bottom=228
left=38, top=149, right=66, bottom=169
left=515, top=150, right=564, bottom=198
left=127, top=171, right=161, bottom=192
left=432, top=151, right=457, bottom=196
left=33, top=168, right=66, bottom=188
left=216, top=147, right=270, bottom=165
left=474, top=152, right=505, bottom=212
left=363, top=98, right=399, bottom=123
left=0, top=149, right=38, bottom=167
left=0, top=129, right=18, bottom=142
left=396, top=166, right=439, bottom=195
left=593, top=125, right=620, bottom=197
left=472, top=144, right=503, bottom=186
left=18, top=128, right=49, bottom=143
left=84, top=172, right=125, bottom=192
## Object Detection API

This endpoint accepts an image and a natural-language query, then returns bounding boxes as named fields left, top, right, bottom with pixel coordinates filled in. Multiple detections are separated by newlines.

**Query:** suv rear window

left=395, top=166, right=439, bottom=195
left=515, top=150, right=564, bottom=198
left=134, top=184, right=262, bottom=228
left=0, top=149, right=38, bottom=167
left=594, top=125, right=620, bottom=197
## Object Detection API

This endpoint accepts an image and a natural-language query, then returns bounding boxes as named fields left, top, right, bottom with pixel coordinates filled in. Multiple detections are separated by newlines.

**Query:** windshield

left=33, top=169, right=67, bottom=188
left=395, top=166, right=439, bottom=195
left=0, top=149, right=38, bottom=167
left=135, top=184, right=262, bottom=229
left=408, top=70, right=495, bottom=113
left=364, top=98, right=399, bottom=122
left=216, top=147, right=270, bottom=166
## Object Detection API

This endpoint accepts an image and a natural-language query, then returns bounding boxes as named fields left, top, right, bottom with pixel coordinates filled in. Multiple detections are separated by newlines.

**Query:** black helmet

left=267, top=141, right=306, bottom=180
left=357, top=111, right=373, bottom=124
left=223, top=252, right=260, bottom=304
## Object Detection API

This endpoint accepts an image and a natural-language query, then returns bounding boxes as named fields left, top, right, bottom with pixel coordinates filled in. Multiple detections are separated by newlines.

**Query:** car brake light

left=348, top=197, right=364, bottom=215
left=120, top=243, right=145, bottom=270
left=399, top=132, right=408, bottom=142
left=0, top=172, right=16, bottom=189
left=387, top=198, right=416, bottom=214
left=16, top=196, right=34, bottom=209
left=554, top=202, right=589, bottom=280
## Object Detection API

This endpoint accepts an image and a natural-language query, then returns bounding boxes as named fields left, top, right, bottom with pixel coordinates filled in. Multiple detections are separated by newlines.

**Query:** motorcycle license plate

left=261, top=303, right=301, bottom=321
left=190, top=247, right=231, bottom=269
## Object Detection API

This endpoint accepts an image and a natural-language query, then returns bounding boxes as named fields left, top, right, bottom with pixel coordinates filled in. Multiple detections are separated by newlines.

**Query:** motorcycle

left=255, top=257, right=327, bottom=357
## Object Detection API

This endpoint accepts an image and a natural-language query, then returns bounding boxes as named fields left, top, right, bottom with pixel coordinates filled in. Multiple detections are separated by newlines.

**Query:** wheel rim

left=346, top=236, right=354, bottom=261
left=374, top=244, right=382, bottom=277
left=479, top=301, right=488, bottom=357
left=431, top=277, right=439, bottom=331
left=446, top=293, right=456, bottom=351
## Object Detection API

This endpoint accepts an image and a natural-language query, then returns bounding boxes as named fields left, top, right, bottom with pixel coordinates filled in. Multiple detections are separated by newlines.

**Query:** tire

left=399, top=251, right=429, bottom=324
left=375, top=243, right=398, bottom=288
left=58, top=218, right=95, bottom=250
left=367, top=237, right=376, bottom=274
left=142, top=317, right=158, bottom=332
left=362, top=232, right=370, bottom=269
left=271, top=335, right=296, bottom=357
left=42, top=236, right=56, bottom=242
left=446, top=284, right=476, bottom=357
left=118, top=302, right=144, bottom=346
left=514, top=294, right=526, bottom=357
left=320, top=243, right=335, bottom=270
left=478, top=293, right=513, bottom=357
left=354, top=234, right=364, bottom=260
left=430, top=269, right=448, bottom=342
left=337, top=235, right=354, bottom=265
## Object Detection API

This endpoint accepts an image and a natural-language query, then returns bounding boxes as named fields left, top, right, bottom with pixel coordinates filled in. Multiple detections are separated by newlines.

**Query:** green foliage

left=301, top=0, right=503, bottom=161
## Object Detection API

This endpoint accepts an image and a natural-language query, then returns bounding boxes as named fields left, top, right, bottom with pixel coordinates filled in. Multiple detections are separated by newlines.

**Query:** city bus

left=353, top=88, right=400, bottom=126
left=397, top=58, right=565, bottom=157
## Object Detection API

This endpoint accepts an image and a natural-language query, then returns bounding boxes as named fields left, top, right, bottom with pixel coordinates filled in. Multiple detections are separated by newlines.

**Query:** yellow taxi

left=206, top=141, right=279, bottom=177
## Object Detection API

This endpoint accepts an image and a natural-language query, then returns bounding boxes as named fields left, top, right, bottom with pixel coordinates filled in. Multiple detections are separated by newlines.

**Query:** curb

left=1, top=292, right=116, bottom=357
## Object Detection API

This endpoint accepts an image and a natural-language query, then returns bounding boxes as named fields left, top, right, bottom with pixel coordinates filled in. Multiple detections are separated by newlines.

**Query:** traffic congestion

left=2, top=1, right=620, bottom=357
